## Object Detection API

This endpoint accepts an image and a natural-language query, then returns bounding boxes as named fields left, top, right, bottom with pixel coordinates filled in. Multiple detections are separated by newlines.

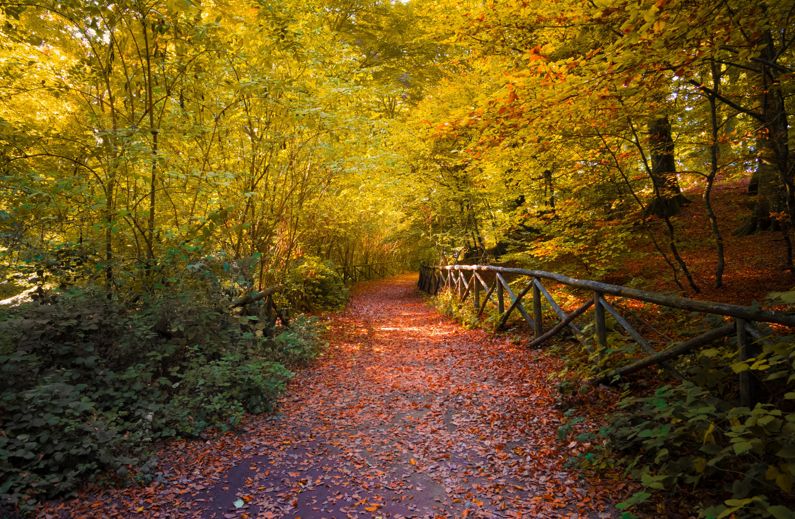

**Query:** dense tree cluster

left=0, top=0, right=435, bottom=297
left=395, top=0, right=795, bottom=291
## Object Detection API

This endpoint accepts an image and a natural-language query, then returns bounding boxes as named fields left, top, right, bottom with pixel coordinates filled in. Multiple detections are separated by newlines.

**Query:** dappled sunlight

left=45, top=276, right=624, bottom=517
left=377, top=325, right=423, bottom=332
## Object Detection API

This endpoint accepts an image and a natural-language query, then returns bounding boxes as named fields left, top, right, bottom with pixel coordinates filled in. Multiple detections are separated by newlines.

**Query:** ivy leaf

left=767, top=505, right=795, bottom=519
left=732, top=440, right=754, bottom=456
left=615, top=491, right=651, bottom=511
left=777, top=446, right=795, bottom=459
left=640, top=471, right=666, bottom=490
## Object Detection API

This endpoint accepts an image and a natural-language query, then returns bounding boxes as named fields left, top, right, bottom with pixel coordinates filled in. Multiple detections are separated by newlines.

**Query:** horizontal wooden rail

left=340, top=261, right=402, bottom=283
left=425, top=264, right=795, bottom=326
left=418, top=263, right=795, bottom=406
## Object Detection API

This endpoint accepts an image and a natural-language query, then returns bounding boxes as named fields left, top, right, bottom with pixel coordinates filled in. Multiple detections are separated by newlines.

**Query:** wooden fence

left=341, top=262, right=400, bottom=283
left=418, top=264, right=795, bottom=406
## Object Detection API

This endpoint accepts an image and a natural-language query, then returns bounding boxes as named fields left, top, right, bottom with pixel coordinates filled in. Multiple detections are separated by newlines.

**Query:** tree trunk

left=737, top=29, right=793, bottom=268
left=646, top=116, right=688, bottom=217
left=705, top=61, right=725, bottom=288
left=543, top=169, right=555, bottom=211
left=142, top=14, right=159, bottom=276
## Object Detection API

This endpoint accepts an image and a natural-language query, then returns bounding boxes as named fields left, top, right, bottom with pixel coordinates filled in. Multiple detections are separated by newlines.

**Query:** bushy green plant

left=269, top=316, right=327, bottom=367
left=593, top=335, right=795, bottom=518
left=0, top=280, right=325, bottom=514
left=432, top=287, right=493, bottom=329
left=167, top=354, right=293, bottom=435
left=284, top=256, right=348, bottom=311
left=0, top=377, right=137, bottom=509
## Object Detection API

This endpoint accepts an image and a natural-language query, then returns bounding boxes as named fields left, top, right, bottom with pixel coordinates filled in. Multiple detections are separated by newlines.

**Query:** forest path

left=51, top=274, right=620, bottom=518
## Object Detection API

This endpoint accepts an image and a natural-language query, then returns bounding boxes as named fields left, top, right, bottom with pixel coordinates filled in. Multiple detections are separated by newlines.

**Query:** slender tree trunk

left=102, top=44, right=119, bottom=296
left=597, top=130, right=686, bottom=291
left=705, top=61, right=725, bottom=288
left=142, top=15, right=158, bottom=273
left=104, top=178, right=115, bottom=293
left=760, top=28, right=793, bottom=269
left=626, top=121, right=700, bottom=292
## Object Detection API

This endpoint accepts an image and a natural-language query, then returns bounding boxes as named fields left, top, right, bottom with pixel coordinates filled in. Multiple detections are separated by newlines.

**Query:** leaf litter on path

left=44, top=274, right=627, bottom=518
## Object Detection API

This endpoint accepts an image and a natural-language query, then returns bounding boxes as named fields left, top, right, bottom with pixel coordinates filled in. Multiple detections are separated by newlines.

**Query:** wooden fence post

left=594, top=292, right=607, bottom=349
left=532, top=279, right=543, bottom=338
left=473, top=273, right=480, bottom=311
left=737, top=318, right=757, bottom=408
left=497, top=280, right=505, bottom=314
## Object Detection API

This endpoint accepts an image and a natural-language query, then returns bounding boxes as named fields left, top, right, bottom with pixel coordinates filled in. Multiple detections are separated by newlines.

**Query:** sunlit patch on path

left=46, top=274, right=621, bottom=518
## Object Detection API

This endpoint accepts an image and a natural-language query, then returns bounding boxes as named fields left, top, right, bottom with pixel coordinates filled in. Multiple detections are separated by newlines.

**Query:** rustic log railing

left=230, top=285, right=290, bottom=332
left=341, top=262, right=399, bottom=283
left=418, top=264, right=795, bottom=405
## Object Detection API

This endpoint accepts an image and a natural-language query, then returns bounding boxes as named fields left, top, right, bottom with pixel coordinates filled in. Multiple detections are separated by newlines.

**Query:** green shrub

left=0, top=281, right=325, bottom=514
left=432, top=288, right=483, bottom=328
left=167, top=354, right=293, bottom=435
left=284, top=256, right=348, bottom=311
left=0, top=377, right=137, bottom=510
left=267, top=316, right=327, bottom=367
left=591, top=334, right=795, bottom=518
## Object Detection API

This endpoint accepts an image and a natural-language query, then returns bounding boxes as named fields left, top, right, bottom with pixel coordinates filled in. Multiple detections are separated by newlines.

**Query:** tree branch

left=687, top=80, right=763, bottom=121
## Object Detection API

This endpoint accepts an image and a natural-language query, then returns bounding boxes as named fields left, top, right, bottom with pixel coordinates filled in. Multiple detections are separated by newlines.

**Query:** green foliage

left=767, top=290, right=795, bottom=306
left=501, top=212, right=635, bottom=280
left=269, top=316, right=327, bottom=368
left=284, top=256, right=349, bottom=311
left=432, top=287, right=486, bottom=329
left=0, top=379, right=136, bottom=507
left=167, top=354, right=293, bottom=435
left=593, top=335, right=795, bottom=517
left=0, top=282, right=325, bottom=513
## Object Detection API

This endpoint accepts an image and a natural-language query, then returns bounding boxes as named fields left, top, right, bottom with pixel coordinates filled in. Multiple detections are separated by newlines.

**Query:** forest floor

left=43, top=274, right=627, bottom=518
left=618, top=177, right=795, bottom=304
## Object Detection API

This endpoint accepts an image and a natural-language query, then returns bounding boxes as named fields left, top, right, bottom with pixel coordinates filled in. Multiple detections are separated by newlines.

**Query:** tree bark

left=646, top=116, right=688, bottom=217
left=737, top=29, right=793, bottom=269
left=705, top=60, right=725, bottom=288
left=142, top=14, right=159, bottom=277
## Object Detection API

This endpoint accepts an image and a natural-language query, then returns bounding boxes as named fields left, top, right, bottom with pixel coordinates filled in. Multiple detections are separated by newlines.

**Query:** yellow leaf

left=703, top=422, right=715, bottom=444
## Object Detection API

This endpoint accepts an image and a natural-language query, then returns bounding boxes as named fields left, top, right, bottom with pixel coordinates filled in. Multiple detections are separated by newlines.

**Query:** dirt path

left=48, top=275, right=620, bottom=518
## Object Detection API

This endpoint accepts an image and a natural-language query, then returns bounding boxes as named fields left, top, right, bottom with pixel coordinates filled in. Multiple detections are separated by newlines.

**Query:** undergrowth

left=282, top=255, right=349, bottom=311
left=553, top=326, right=795, bottom=518
left=432, top=286, right=507, bottom=330
left=0, top=277, right=327, bottom=515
